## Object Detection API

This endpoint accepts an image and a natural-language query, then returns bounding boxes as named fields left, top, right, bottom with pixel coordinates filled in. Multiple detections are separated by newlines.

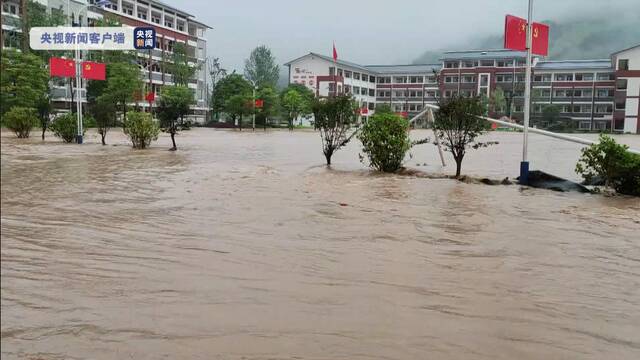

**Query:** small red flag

left=504, top=15, right=527, bottom=51
left=332, top=42, right=338, bottom=62
left=49, top=57, right=76, bottom=78
left=145, top=92, right=155, bottom=103
left=531, top=22, right=550, bottom=56
left=81, top=61, right=106, bottom=80
left=255, top=99, right=264, bottom=108
left=359, top=107, right=368, bottom=115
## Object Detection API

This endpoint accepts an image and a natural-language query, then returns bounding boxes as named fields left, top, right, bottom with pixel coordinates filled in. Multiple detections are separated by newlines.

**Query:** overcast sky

left=179, top=0, right=639, bottom=73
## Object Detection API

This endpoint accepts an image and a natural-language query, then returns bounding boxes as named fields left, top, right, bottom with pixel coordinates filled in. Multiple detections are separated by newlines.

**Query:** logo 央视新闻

left=134, top=27, right=155, bottom=50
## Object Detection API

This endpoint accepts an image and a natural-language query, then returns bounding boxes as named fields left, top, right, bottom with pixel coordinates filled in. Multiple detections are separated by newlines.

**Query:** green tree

left=3, top=106, right=37, bottom=138
left=280, top=84, right=314, bottom=130
left=489, top=87, right=507, bottom=115
left=256, top=86, right=278, bottom=129
left=157, top=85, right=194, bottom=150
left=89, top=97, right=117, bottom=145
left=244, top=45, right=280, bottom=88
left=576, top=134, right=640, bottom=195
left=225, top=94, right=253, bottom=131
left=311, top=95, right=359, bottom=165
left=35, top=94, right=51, bottom=140
left=358, top=112, right=412, bottom=172
left=212, top=74, right=252, bottom=122
left=123, top=111, right=160, bottom=149
left=50, top=113, right=87, bottom=143
left=25, top=0, right=66, bottom=59
left=167, top=42, right=196, bottom=86
left=207, top=57, right=227, bottom=121
left=101, top=62, right=142, bottom=123
left=1, top=49, right=48, bottom=114
left=434, top=96, right=497, bottom=177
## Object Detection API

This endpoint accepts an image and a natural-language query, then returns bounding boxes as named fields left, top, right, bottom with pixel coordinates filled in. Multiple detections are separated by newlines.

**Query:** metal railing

left=409, top=104, right=640, bottom=155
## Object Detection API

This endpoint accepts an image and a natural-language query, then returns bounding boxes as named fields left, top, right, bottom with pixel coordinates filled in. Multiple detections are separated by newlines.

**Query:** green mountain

left=413, top=12, right=640, bottom=64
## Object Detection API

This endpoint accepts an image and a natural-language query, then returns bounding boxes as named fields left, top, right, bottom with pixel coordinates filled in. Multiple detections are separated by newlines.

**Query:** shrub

left=358, top=112, right=412, bottom=172
left=50, top=113, right=86, bottom=143
left=123, top=111, right=159, bottom=149
left=3, top=107, right=37, bottom=138
left=576, top=134, right=640, bottom=196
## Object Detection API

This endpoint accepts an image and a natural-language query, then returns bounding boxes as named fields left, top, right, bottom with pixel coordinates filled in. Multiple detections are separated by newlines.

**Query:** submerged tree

left=311, top=95, right=359, bottom=165
left=358, top=112, right=412, bottom=172
left=89, top=97, right=117, bottom=145
left=280, top=84, right=314, bottom=130
left=101, top=62, right=142, bottom=123
left=433, top=95, right=497, bottom=177
left=157, top=85, right=194, bottom=150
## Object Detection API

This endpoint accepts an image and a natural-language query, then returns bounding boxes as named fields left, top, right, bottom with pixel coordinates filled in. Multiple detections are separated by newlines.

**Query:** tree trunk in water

left=455, top=158, right=462, bottom=178
left=239, top=116, right=242, bottom=131
left=123, top=103, right=127, bottom=123
left=101, top=132, right=106, bottom=145
left=41, top=125, right=46, bottom=141
left=324, top=151, right=332, bottom=165
left=170, top=131, right=177, bottom=151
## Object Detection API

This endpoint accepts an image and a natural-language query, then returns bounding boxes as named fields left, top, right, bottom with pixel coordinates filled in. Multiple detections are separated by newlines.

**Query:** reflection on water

left=2, top=129, right=640, bottom=360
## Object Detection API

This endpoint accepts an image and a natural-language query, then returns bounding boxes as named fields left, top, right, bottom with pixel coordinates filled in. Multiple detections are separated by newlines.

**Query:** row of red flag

left=49, top=57, right=106, bottom=80
left=504, top=15, right=549, bottom=56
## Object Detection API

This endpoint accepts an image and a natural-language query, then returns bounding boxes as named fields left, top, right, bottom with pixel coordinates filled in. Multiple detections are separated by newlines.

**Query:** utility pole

left=520, top=0, right=534, bottom=184
left=252, top=85, right=257, bottom=131
left=20, top=0, right=28, bottom=52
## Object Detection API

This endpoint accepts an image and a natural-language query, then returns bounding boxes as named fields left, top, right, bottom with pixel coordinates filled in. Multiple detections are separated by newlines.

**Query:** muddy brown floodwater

left=1, top=128, right=640, bottom=360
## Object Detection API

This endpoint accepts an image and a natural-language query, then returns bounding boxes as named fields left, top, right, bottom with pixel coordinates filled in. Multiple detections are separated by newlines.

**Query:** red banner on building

left=49, top=57, right=76, bottom=78
left=81, top=61, right=106, bottom=80
left=531, top=22, right=550, bottom=56
left=504, top=15, right=527, bottom=51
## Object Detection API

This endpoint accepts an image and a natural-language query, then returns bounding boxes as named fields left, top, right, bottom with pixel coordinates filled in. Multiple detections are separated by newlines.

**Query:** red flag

left=145, top=92, right=155, bottom=103
left=504, top=15, right=527, bottom=51
left=81, top=61, right=106, bottom=80
left=49, top=57, right=76, bottom=78
left=332, top=42, right=338, bottom=62
left=532, top=22, right=550, bottom=56
left=255, top=99, right=264, bottom=108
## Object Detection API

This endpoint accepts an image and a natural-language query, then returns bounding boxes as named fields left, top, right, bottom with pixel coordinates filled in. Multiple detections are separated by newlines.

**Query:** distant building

left=285, top=45, right=640, bottom=133
left=611, top=45, right=640, bottom=133
left=1, top=0, right=211, bottom=123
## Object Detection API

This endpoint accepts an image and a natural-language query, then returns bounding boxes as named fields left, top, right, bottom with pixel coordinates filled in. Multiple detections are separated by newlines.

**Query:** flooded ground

left=1, top=128, right=639, bottom=360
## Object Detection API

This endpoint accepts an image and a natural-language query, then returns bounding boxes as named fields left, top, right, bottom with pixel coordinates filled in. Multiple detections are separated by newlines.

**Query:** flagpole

left=520, top=0, right=533, bottom=184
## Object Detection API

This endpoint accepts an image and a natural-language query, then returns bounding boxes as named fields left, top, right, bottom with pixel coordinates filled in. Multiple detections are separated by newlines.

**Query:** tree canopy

left=280, top=84, right=314, bottom=130
left=244, top=45, right=280, bottom=88
left=157, top=85, right=194, bottom=150
left=212, top=73, right=253, bottom=119
left=0, top=49, right=49, bottom=114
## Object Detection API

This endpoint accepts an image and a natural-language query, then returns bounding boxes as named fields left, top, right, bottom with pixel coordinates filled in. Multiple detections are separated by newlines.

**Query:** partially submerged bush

left=3, top=107, right=37, bottom=138
left=123, top=111, right=159, bottom=149
left=50, top=113, right=85, bottom=143
left=358, top=112, right=412, bottom=172
left=576, top=134, right=640, bottom=196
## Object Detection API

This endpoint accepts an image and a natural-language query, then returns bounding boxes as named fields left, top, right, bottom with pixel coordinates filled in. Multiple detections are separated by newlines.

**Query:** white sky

left=178, top=0, right=639, bottom=72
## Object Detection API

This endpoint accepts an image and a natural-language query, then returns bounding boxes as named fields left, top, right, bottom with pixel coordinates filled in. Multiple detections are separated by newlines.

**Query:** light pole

left=520, top=0, right=534, bottom=184
left=252, top=85, right=256, bottom=131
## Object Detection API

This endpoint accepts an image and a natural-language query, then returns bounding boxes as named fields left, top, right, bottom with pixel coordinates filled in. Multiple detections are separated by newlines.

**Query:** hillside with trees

left=413, top=12, right=640, bottom=64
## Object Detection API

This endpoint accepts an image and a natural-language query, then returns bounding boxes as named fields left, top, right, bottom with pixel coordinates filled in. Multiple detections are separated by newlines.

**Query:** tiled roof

left=440, top=49, right=529, bottom=60
left=534, top=59, right=612, bottom=70
left=364, top=64, right=442, bottom=74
